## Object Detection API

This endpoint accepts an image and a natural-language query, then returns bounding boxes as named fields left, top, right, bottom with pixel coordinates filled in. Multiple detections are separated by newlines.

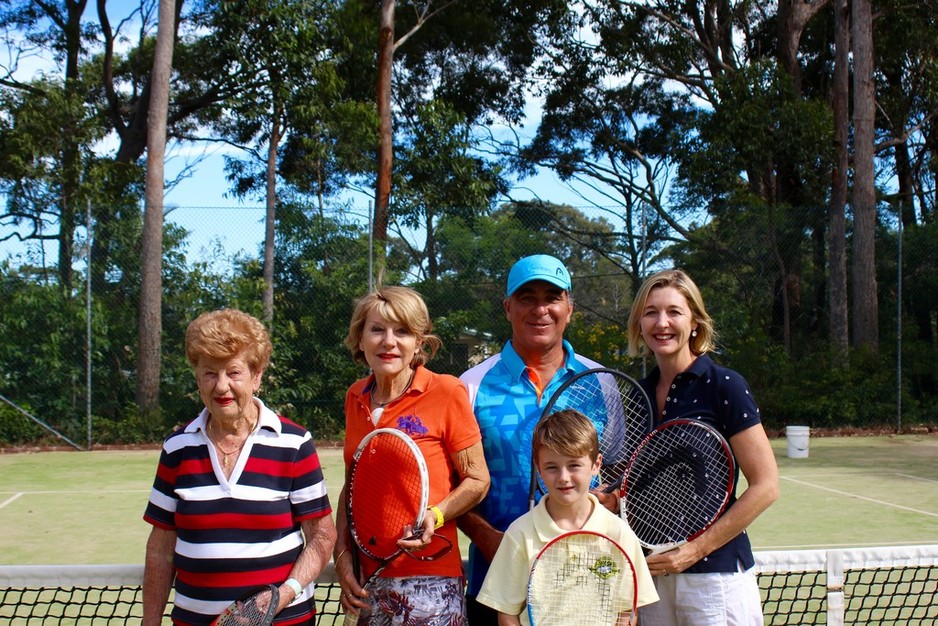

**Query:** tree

left=0, top=0, right=92, bottom=290
left=211, top=0, right=339, bottom=324
left=374, top=0, right=395, bottom=286
left=390, top=100, right=501, bottom=280
left=137, top=0, right=177, bottom=414
left=851, top=0, right=879, bottom=350
left=520, top=1, right=840, bottom=353
left=829, top=0, right=850, bottom=361
left=347, top=0, right=573, bottom=284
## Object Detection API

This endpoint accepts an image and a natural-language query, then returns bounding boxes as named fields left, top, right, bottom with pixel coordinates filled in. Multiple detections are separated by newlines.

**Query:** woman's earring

left=691, top=330, right=698, bottom=337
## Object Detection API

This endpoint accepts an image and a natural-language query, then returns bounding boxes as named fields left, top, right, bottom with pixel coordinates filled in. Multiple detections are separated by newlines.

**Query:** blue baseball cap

left=506, top=254, right=572, bottom=297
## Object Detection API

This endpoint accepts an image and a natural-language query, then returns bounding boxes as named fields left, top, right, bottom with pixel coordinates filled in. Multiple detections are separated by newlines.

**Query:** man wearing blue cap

left=458, top=254, right=606, bottom=625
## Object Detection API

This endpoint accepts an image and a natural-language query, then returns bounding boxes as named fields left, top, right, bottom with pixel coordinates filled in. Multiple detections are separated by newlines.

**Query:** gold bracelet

left=427, top=505, right=445, bottom=529
left=334, top=547, right=348, bottom=563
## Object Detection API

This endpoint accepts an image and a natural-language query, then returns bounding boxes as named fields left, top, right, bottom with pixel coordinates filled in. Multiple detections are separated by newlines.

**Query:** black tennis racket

left=344, top=428, right=452, bottom=624
left=528, top=368, right=654, bottom=509
left=211, top=584, right=279, bottom=626
left=623, top=419, right=735, bottom=554
left=526, top=530, right=638, bottom=626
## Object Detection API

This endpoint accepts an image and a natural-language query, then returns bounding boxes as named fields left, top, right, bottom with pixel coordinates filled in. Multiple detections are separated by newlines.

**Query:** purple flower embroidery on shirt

left=396, top=414, right=428, bottom=438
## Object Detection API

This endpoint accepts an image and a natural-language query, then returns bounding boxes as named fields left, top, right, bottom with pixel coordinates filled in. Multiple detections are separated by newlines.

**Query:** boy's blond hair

left=532, top=409, right=599, bottom=466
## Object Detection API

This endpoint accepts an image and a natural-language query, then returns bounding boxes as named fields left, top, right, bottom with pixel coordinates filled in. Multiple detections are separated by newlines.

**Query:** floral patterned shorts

left=359, top=576, right=467, bottom=626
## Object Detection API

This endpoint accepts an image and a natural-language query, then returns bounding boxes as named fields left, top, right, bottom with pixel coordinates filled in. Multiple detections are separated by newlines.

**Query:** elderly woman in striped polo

left=143, top=309, right=336, bottom=626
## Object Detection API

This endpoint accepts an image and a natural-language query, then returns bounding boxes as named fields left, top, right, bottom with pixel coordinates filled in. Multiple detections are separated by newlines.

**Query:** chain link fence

left=1, top=201, right=935, bottom=447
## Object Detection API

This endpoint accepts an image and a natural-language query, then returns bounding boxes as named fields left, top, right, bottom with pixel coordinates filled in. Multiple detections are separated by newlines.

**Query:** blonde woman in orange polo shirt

left=334, top=286, right=490, bottom=626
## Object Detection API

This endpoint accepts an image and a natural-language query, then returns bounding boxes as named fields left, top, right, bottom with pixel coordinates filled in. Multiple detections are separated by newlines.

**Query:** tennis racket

left=527, top=530, right=638, bottom=626
left=211, top=584, right=279, bottom=626
left=623, top=419, right=735, bottom=555
left=344, top=428, right=452, bottom=624
left=528, top=368, right=654, bottom=509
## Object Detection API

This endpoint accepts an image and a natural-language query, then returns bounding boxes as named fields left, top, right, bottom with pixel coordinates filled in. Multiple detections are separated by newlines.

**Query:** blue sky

left=0, top=1, right=613, bottom=270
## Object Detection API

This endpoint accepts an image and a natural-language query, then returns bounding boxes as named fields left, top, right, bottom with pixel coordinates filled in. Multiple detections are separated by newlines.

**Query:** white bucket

left=786, top=425, right=810, bottom=458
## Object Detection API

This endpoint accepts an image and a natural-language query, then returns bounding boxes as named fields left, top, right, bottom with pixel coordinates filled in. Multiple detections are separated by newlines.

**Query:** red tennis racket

left=528, top=368, right=654, bottom=509
left=623, top=419, right=735, bottom=554
left=526, top=530, right=638, bottom=626
left=344, top=428, right=452, bottom=624
left=211, top=584, right=279, bottom=626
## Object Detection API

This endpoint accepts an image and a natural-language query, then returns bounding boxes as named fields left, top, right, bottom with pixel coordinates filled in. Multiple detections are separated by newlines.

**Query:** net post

left=826, top=549, right=845, bottom=626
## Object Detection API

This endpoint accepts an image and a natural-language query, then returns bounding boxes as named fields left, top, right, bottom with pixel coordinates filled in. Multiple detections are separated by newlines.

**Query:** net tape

left=2, top=545, right=937, bottom=625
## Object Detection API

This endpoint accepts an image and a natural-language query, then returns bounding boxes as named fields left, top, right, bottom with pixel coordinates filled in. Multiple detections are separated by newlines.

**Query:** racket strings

left=349, top=434, right=426, bottom=561
left=213, top=585, right=279, bottom=626
left=536, top=371, right=652, bottom=496
left=625, top=423, right=733, bottom=548
left=528, top=533, right=637, bottom=626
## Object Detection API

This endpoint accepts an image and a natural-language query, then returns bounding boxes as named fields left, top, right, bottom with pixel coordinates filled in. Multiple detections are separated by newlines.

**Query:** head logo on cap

left=506, top=255, right=572, bottom=297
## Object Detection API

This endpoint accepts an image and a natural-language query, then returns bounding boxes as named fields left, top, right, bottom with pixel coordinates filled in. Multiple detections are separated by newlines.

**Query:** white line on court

left=782, top=471, right=936, bottom=478
left=896, top=473, right=938, bottom=485
left=0, top=492, right=24, bottom=510
left=781, top=475, right=938, bottom=518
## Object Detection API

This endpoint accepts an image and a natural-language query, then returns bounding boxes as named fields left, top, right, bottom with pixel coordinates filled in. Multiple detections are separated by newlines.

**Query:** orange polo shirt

left=343, top=365, right=481, bottom=579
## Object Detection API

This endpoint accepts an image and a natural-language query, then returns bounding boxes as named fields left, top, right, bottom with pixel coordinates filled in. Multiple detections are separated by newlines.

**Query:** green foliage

left=0, top=264, right=91, bottom=443
left=749, top=348, right=905, bottom=431
left=0, top=402, right=45, bottom=445
left=91, top=403, right=173, bottom=445
left=2, top=0, right=938, bottom=449
left=256, top=202, right=378, bottom=438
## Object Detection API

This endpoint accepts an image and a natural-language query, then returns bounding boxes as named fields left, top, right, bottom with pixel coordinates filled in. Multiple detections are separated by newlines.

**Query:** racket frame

left=623, top=418, right=735, bottom=554
left=526, top=530, right=638, bottom=626
left=528, top=368, right=654, bottom=510
left=343, top=427, right=452, bottom=624
left=210, top=584, right=280, bottom=626
left=346, top=427, right=431, bottom=562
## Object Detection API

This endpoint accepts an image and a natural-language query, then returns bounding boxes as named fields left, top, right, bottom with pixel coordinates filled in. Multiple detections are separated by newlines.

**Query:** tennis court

left=1, top=433, right=937, bottom=623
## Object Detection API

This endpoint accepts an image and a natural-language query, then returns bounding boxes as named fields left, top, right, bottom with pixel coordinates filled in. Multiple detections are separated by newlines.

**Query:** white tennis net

left=2, top=545, right=937, bottom=624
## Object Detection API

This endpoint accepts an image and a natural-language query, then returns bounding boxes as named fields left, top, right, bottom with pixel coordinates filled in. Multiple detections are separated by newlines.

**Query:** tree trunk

left=373, top=0, right=395, bottom=288
left=263, top=99, right=283, bottom=326
left=829, top=0, right=849, bottom=363
left=851, top=0, right=879, bottom=351
left=58, top=0, right=89, bottom=291
left=136, top=0, right=176, bottom=413
left=776, top=0, right=830, bottom=96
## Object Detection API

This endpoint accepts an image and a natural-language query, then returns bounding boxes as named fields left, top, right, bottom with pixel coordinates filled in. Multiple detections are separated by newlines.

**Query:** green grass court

left=1, top=434, right=937, bottom=565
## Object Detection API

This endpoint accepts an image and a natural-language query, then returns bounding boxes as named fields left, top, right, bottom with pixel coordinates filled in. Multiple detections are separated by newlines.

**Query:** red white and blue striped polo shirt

left=144, top=398, right=332, bottom=625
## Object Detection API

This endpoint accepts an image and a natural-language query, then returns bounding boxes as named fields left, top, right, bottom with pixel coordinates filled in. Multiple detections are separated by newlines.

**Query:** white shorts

left=638, top=568, right=763, bottom=626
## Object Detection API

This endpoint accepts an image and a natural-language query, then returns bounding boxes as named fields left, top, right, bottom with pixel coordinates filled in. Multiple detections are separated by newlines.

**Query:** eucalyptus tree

left=205, top=0, right=341, bottom=324
left=869, top=0, right=938, bottom=356
left=390, top=99, right=501, bottom=281
left=518, top=1, right=846, bottom=354
left=138, top=0, right=176, bottom=413
left=334, top=0, right=573, bottom=282
left=0, top=0, right=91, bottom=290
left=0, top=1, right=257, bottom=289
left=852, top=0, right=878, bottom=351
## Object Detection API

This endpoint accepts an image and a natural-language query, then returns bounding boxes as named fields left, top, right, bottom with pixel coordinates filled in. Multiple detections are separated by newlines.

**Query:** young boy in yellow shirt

left=477, top=409, right=658, bottom=625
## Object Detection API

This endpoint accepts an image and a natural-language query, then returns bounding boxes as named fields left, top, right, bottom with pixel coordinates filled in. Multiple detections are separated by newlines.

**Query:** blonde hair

left=344, top=286, right=442, bottom=367
left=533, top=409, right=599, bottom=466
left=627, top=268, right=716, bottom=358
left=185, top=309, right=272, bottom=373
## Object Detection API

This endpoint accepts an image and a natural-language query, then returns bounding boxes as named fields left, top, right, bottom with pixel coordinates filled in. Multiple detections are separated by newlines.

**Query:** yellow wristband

left=427, top=505, right=445, bottom=529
